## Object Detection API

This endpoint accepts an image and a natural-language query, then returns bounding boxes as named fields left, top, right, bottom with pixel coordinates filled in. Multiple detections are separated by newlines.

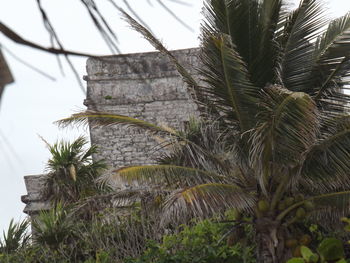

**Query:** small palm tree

left=42, top=136, right=107, bottom=205
left=32, top=203, right=75, bottom=249
left=60, top=0, right=350, bottom=262
left=0, top=219, right=30, bottom=254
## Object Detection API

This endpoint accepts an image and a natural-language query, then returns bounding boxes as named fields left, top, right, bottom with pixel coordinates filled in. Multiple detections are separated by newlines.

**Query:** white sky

left=0, top=0, right=349, bottom=233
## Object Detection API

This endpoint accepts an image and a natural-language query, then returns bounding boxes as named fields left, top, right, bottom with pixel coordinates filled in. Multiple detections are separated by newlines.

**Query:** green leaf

left=301, top=246, right=318, bottom=262
left=163, top=183, right=255, bottom=222
left=313, top=12, right=350, bottom=110
left=249, top=86, right=318, bottom=193
left=301, top=128, right=350, bottom=191
left=286, top=258, right=305, bottom=263
left=57, top=110, right=179, bottom=136
left=200, top=33, right=259, bottom=131
left=279, top=0, right=327, bottom=92
left=318, top=238, right=344, bottom=261
left=112, top=165, right=225, bottom=187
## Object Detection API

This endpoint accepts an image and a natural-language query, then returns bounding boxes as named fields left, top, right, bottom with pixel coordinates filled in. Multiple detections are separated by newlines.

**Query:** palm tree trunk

left=256, top=218, right=285, bottom=263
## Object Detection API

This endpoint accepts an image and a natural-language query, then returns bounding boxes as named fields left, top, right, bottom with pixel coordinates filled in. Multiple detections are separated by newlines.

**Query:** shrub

left=126, top=218, right=255, bottom=263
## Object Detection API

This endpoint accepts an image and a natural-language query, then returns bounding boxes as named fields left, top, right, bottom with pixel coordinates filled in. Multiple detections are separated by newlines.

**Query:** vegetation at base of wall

left=125, top=218, right=255, bottom=263
left=0, top=219, right=30, bottom=254
left=3, top=216, right=350, bottom=263
left=0, top=213, right=255, bottom=263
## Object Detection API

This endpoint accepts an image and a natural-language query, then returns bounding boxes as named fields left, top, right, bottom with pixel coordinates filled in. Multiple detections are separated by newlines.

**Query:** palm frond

left=277, top=191, right=350, bottom=224
left=300, top=128, right=350, bottom=191
left=162, top=183, right=255, bottom=223
left=311, top=191, right=350, bottom=209
left=32, top=204, right=75, bottom=247
left=308, top=191, right=350, bottom=227
left=203, top=0, right=260, bottom=76
left=279, top=0, right=328, bottom=92
left=249, top=86, right=318, bottom=192
left=200, top=33, right=259, bottom=131
left=0, top=219, right=30, bottom=254
left=311, top=12, right=350, bottom=112
left=203, top=0, right=286, bottom=87
left=58, top=112, right=231, bottom=166
left=42, top=136, right=108, bottom=204
left=110, top=165, right=226, bottom=188
left=251, top=0, right=284, bottom=86
left=158, top=119, right=236, bottom=173
left=57, top=110, right=180, bottom=137
left=314, top=12, right=350, bottom=61
left=320, top=115, right=350, bottom=137
left=275, top=4, right=297, bottom=41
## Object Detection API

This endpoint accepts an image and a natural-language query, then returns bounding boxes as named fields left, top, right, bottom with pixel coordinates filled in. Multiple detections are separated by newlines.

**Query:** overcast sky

left=0, top=0, right=349, bottom=233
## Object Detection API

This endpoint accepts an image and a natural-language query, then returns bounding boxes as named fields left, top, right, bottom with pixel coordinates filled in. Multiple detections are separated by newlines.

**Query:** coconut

left=303, top=201, right=314, bottom=211
left=299, top=234, right=312, bottom=245
left=285, top=239, right=298, bottom=248
left=278, top=201, right=286, bottom=211
left=296, top=207, right=306, bottom=219
left=258, top=200, right=269, bottom=213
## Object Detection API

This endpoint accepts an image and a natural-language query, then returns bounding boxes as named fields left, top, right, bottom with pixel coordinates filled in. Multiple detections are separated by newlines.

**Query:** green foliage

left=300, top=246, right=319, bottom=262
left=318, top=238, right=345, bottom=261
left=0, top=205, right=167, bottom=263
left=286, top=238, right=346, bottom=263
left=0, top=219, right=29, bottom=254
left=126, top=219, right=254, bottom=263
left=32, top=204, right=75, bottom=248
left=42, top=136, right=107, bottom=205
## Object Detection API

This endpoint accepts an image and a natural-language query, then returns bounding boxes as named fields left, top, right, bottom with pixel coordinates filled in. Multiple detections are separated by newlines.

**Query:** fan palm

left=60, top=0, right=350, bottom=262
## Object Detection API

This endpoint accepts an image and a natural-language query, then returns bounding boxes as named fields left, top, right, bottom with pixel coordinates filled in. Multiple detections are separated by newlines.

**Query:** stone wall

left=22, top=47, right=201, bottom=215
left=21, top=175, right=50, bottom=215
left=84, top=48, right=200, bottom=169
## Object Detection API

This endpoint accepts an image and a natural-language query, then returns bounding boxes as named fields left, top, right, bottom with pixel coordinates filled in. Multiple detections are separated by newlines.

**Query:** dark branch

left=0, top=22, right=100, bottom=58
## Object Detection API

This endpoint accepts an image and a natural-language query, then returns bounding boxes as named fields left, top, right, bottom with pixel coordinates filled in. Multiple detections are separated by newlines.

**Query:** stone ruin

left=22, top=48, right=200, bottom=216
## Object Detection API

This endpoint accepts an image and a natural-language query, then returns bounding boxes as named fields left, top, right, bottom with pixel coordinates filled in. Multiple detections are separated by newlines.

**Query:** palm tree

left=32, top=203, right=75, bottom=249
left=60, top=0, right=350, bottom=262
left=42, top=136, right=107, bottom=205
left=0, top=219, right=30, bottom=254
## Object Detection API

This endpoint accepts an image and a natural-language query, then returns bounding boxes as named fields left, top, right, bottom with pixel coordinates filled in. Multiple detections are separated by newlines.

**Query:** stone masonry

left=22, top=48, right=201, bottom=215
left=84, top=48, right=200, bottom=168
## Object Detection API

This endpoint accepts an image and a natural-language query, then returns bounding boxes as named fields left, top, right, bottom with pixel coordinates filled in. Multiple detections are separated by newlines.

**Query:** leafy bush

left=126, top=218, right=255, bottom=263
left=286, top=239, right=346, bottom=263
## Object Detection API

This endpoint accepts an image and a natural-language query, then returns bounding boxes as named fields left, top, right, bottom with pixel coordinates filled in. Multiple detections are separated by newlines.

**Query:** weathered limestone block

left=21, top=175, right=50, bottom=215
